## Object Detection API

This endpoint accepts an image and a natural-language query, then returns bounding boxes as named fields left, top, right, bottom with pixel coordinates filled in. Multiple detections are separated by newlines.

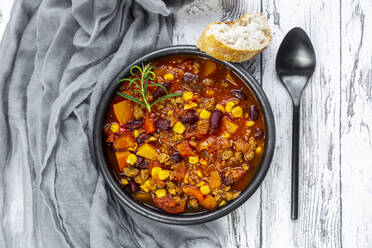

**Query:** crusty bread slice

left=197, top=13, right=271, bottom=62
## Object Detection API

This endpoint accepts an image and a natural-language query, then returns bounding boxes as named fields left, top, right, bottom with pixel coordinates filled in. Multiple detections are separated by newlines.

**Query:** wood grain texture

left=261, top=0, right=342, bottom=247
left=341, top=0, right=372, bottom=247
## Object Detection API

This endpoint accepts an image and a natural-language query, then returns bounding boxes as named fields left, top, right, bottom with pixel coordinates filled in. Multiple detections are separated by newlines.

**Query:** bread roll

left=197, top=13, right=272, bottom=62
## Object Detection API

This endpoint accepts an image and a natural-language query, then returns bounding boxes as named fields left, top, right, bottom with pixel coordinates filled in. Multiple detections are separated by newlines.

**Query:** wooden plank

left=340, top=0, right=372, bottom=247
left=260, top=0, right=342, bottom=247
left=173, top=1, right=262, bottom=247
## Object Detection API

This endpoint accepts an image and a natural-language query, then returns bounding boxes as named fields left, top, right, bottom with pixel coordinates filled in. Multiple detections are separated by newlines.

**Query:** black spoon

left=275, top=27, right=316, bottom=220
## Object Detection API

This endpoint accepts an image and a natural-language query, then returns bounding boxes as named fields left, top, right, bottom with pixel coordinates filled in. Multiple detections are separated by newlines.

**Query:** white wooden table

left=1, top=0, right=371, bottom=247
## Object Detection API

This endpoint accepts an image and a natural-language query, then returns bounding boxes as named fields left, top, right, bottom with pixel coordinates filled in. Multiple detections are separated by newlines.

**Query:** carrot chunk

left=200, top=194, right=218, bottom=210
left=113, top=100, right=133, bottom=125
left=203, top=60, right=217, bottom=76
left=155, top=196, right=186, bottom=214
left=177, top=141, right=196, bottom=157
left=137, top=144, right=159, bottom=160
left=144, top=112, right=156, bottom=134
left=182, top=185, right=204, bottom=202
left=114, top=132, right=135, bottom=149
left=115, top=151, right=130, bottom=171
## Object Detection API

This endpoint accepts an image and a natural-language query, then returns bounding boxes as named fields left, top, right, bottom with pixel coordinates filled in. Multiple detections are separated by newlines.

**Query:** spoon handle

left=291, top=104, right=300, bottom=220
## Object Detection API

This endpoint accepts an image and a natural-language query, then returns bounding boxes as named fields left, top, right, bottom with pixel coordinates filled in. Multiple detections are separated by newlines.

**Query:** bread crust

left=196, top=13, right=272, bottom=63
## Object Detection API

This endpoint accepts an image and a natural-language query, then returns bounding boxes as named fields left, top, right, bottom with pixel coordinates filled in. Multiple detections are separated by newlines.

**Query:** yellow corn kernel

left=189, top=155, right=199, bottom=164
left=110, top=123, right=120, bottom=133
left=133, top=130, right=140, bottom=137
left=168, top=188, right=177, bottom=195
left=231, top=106, right=243, bottom=118
left=200, top=159, right=207, bottom=165
left=158, top=170, right=170, bottom=180
left=197, top=169, right=203, bottom=178
left=151, top=167, right=162, bottom=177
left=255, top=146, right=263, bottom=154
left=183, top=91, right=194, bottom=101
left=245, top=113, right=249, bottom=118
left=121, top=178, right=129, bottom=185
left=148, top=136, right=157, bottom=142
left=126, top=153, right=137, bottom=165
left=215, top=104, right=225, bottom=113
left=183, top=173, right=189, bottom=184
left=173, top=121, right=186, bottom=134
left=164, top=73, right=174, bottom=81
left=196, top=181, right=205, bottom=187
left=199, top=109, right=211, bottom=119
left=128, top=143, right=138, bottom=151
left=246, top=120, right=255, bottom=127
left=140, top=186, right=149, bottom=193
left=155, top=188, right=167, bottom=198
left=222, top=132, right=230, bottom=138
left=225, top=101, right=236, bottom=112
left=219, top=200, right=227, bottom=207
left=167, top=110, right=173, bottom=116
left=140, top=180, right=151, bottom=192
left=184, top=102, right=198, bottom=110
left=200, top=185, right=210, bottom=195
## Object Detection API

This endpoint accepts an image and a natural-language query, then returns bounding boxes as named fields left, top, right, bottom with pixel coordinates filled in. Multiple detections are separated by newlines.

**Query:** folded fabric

left=0, top=0, right=223, bottom=247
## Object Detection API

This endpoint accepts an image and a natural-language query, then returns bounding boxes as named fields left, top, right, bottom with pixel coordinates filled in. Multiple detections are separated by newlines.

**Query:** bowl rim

left=93, top=45, right=276, bottom=225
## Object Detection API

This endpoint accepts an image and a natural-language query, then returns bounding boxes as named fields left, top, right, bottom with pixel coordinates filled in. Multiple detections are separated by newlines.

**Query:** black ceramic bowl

left=93, top=45, right=275, bottom=225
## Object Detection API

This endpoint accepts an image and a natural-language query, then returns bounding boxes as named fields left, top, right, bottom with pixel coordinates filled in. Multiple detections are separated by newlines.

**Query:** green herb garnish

left=116, top=64, right=182, bottom=112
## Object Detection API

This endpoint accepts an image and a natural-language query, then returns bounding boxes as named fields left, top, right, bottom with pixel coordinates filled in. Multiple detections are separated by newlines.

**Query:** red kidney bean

left=179, top=114, right=199, bottom=124
left=183, top=72, right=199, bottom=84
left=170, top=152, right=182, bottom=163
left=231, top=89, right=248, bottom=100
left=221, top=172, right=234, bottom=186
left=209, top=110, right=223, bottom=129
left=125, top=119, right=144, bottom=130
left=153, top=81, right=171, bottom=99
left=155, top=118, right=171, bottom=131
left=254, top=128, right=264, bottom=139
left=163, top=81, right=171, bottom=88
left=129, top=180, right=138, bottom=192
left=249, top=105, right=259, bottom=121
left=134, top=156, right=148, bottom=169
left=135, top=133, right=149, bottom=145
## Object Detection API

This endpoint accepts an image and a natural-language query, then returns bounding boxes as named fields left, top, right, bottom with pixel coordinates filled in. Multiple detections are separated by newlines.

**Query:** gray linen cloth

left=0, top=0, right=223, bottom=247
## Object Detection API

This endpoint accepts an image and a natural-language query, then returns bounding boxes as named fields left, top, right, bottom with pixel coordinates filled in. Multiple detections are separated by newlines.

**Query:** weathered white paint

left=341, top=0, right=372, bottom=248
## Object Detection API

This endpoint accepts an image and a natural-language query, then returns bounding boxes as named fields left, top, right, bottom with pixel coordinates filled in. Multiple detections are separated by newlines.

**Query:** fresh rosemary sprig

left=116, top=64, right=182, bottom=112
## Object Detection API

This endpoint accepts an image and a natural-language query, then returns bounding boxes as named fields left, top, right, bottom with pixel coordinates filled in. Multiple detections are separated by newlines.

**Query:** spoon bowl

left=275, top=27, right=316, bottom=219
